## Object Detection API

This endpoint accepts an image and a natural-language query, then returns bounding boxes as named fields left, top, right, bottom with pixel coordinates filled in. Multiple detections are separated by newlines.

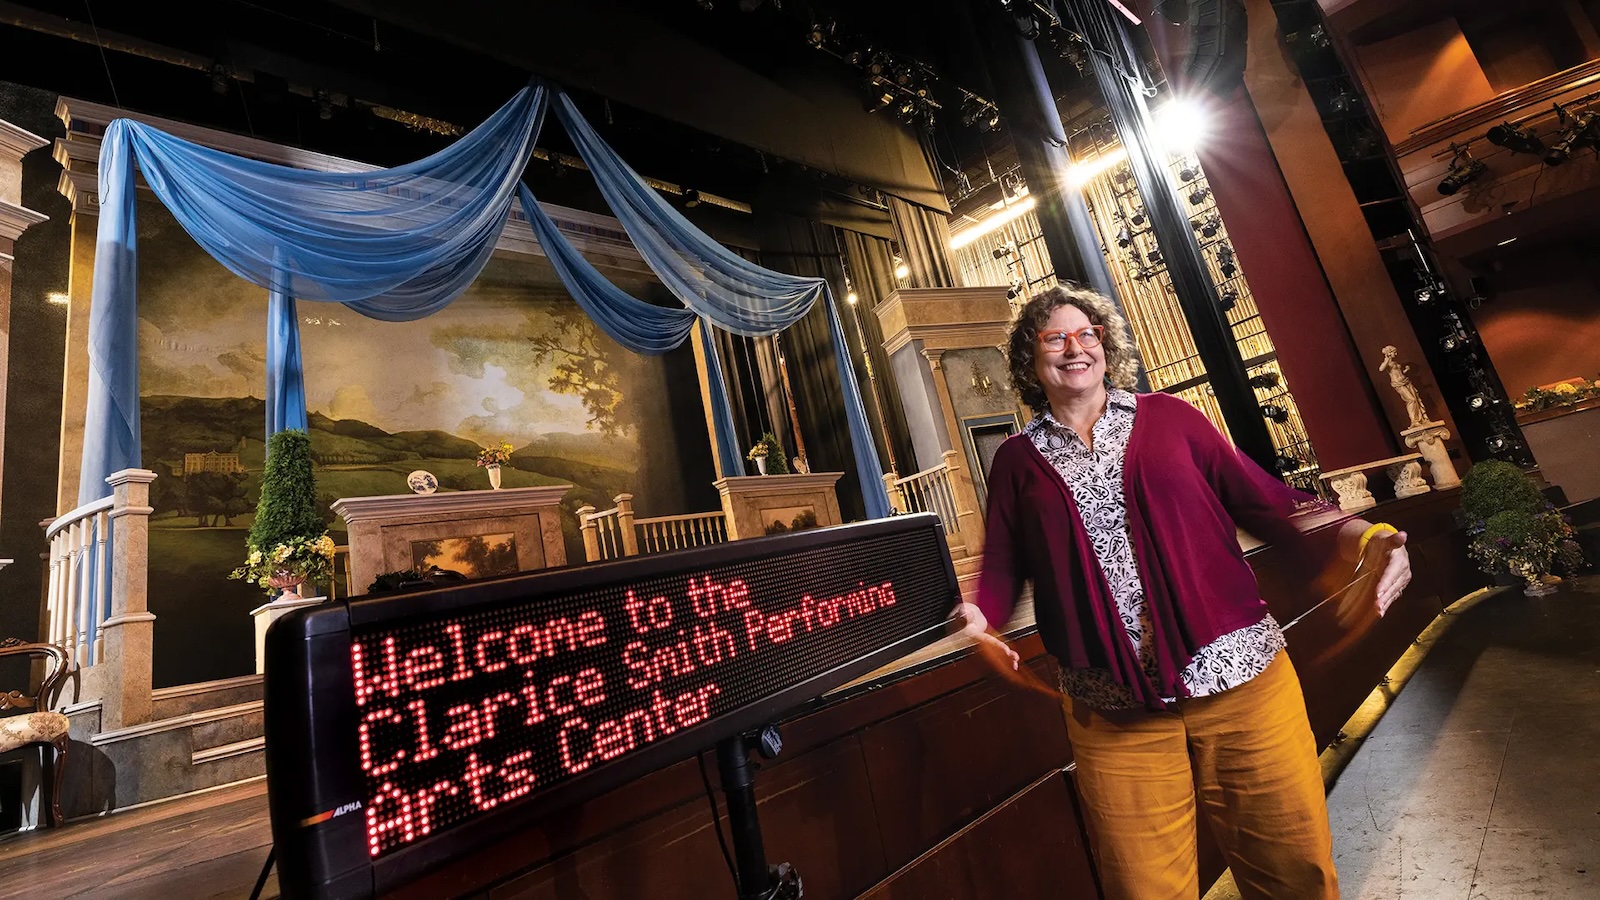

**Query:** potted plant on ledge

left=1461, top=460, right=1584, bottom=596
left=746, top=432, right=789, bottom=476
left=231, top=430, right=337, bottom=672
left=476, top=440, right=513, bottom=489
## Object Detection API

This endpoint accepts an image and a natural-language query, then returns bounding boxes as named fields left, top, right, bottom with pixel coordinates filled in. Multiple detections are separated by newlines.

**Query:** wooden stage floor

left=0, top=779, right=275, bottom=900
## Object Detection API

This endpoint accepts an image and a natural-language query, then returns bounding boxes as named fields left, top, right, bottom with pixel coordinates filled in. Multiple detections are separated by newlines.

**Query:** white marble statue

left=1379, top=344, right=1431, bottom=429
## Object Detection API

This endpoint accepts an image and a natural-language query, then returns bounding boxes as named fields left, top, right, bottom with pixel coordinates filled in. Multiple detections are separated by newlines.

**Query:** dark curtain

left=887, top=195, right=961, bottom=289
left=713, top=245, right=789, bottom=461
left=839, top=228, right=916, bottom=477
left=753, top=209, right=869, bottom=522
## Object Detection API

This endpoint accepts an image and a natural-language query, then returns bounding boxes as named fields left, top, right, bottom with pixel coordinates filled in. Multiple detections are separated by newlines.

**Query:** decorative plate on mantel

left=406, top=470, right=439, bottom=495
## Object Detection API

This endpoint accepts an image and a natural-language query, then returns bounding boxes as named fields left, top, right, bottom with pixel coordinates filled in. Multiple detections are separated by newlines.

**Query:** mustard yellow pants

left=1064, top=652, right=1338, bottom=900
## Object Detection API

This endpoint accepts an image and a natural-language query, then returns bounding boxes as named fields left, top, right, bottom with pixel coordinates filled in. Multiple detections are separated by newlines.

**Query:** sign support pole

left=716, top=730, right=803, bottom=900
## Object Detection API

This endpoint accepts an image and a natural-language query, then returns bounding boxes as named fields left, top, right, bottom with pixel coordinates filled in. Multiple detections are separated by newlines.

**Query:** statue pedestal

left=332, top=485, right=573, bottom=596
left=714, top=473, right=844, bottom=540
left=1402, top=420, right=1460, bottom=489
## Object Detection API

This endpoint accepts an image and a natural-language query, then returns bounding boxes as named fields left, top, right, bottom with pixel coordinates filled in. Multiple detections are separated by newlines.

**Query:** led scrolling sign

left=264, top=515, right=958, bottom=898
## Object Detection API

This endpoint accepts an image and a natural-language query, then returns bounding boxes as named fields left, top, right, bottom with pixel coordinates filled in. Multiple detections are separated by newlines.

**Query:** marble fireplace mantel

left=332, top=484, right=573, bottom=597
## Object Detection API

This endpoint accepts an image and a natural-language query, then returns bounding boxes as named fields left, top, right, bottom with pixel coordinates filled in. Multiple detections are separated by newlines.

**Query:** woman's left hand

left=1369, top=530, right=1412, bottom=616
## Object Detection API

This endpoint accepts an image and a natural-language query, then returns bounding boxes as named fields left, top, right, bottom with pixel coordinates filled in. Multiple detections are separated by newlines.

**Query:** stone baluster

left=100, top=469, right=157, bottom=730
left=614, top=493, right=639, bottom=557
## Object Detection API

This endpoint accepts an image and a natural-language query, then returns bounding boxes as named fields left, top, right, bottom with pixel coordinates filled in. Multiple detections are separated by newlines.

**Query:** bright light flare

left=1154, top=97, right=1211, bottom=153
left=45, top=292, right=69, bottom=306
left=949, top=196, right=1038, bottom=250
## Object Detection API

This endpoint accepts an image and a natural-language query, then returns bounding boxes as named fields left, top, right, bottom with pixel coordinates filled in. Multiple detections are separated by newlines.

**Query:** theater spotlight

left=682, top=189, right=702, bottom=208
left=1217, top=243, right=1237, bottom=278
left=1437, top=145, right=1487, bottom=196
left=1276, top=453, right=1303, bottom=473
left=1485, top=122, right=1544, bottom=156
left=1178, top=163, right=1200, bottom=183
left=1414, top=283, right=1441, bottom=305
left=1543, top=112, right=1600, bottom=166
left=1147, top=248, right=1164, bottom=265
left=1486, top=434, right=1509, bottom=453
left=1249, top=371, right=1281, bottom=390
left=1130, top=207, right=1147, bottom=226
left=1116, top=225, right=1134, bottom=248
left=1467, top=393, right=1488, bottom=410
left=1260, top=403, right=1289, bottom=423
left=991, top=245, right=1013, bottom=260
left=1188, top=186, right=1211, bottom=206
left=807, top=20, right=832, bottom=47
left=1441, top=333, right=1467, bottom=352
left=1218, top=287, right=1238, bottom=311
left=1194, top=214, right=1221, bottom=238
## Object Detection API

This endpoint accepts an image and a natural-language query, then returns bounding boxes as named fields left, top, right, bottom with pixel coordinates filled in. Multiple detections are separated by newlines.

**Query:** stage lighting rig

left=1188, top=185, right=1211, bottom=206
left=1249, top=371, right=1281, bottom=390
left=1218, top=287, right=1238, bottom=311
left=1194, top=214, right=1221, bottom=238
left=1543, top=106, right=1600, bottom=166
left=1115, top=224, right=1134, bottom=248
left=806, top=20, right=833, bottom=47
left=1485, top=121, right=1544, bottom=156
left=1437, top=144, right=1486, bottom=196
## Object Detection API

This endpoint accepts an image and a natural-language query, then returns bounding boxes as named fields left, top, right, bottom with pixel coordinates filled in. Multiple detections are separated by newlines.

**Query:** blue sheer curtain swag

left=81, top=87, right=547, bottom=502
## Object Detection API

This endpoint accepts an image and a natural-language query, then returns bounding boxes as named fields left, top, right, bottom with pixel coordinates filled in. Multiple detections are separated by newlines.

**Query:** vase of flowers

left=1461, top=460, right=1585, bottom=595
left=476, top=440, right=513, bottom=489
left=745, top=432, right=789, bottom=476
left=235, top=533, right=339, bottom=599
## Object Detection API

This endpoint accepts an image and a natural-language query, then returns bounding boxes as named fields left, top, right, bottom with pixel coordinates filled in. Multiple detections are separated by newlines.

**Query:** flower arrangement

left=232, top=533, right=338, bottom=592
left=230, top=430, right=335, bottom=598
left=1514, top=377, right=1600, bottom=413
left=745, top=431, right=789, bottom=474
left=1460, top=459, right=1585, bottom=593
left=476, top=440, right=514, bottom=468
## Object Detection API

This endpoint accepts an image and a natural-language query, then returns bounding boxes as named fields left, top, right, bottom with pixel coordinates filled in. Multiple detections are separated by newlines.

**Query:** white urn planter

left=485, top=463, right=503, bottom=490
left=252, top=594, right=326, bottom=674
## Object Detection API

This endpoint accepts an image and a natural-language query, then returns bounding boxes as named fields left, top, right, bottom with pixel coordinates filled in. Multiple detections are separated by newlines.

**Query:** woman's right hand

left=950, top=601, right=1020, bottom=670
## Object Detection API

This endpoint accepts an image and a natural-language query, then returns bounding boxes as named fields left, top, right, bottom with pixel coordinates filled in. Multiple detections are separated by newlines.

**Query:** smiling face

left=1033, top=303, right=1107, bottom=407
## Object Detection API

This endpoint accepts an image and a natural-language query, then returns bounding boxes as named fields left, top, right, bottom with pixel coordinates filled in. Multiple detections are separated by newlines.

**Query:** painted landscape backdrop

left=136, top=200, right=701, bottom=686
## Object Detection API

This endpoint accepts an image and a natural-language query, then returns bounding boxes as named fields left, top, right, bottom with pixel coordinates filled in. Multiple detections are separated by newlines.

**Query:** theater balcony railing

left=39, top=469, right=157, bottom=731
left=577, top=493, right=729, bottom=563
left=1396, top=59, right=1600, bottom=255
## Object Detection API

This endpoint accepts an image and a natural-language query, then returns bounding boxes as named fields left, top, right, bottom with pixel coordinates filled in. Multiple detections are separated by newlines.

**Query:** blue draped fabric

left=80, top=87, right=546, bottom=503
left=265, top=289, right=308, bottom=437
left=553, top=93, right=890, bottom=516
left=516, top=184, right=697, bottom=352
left=79, top=83, right=887, bottom=518
left=516, top=183, right=743, bottom=475
left=699, top=318, right=747, bottom=478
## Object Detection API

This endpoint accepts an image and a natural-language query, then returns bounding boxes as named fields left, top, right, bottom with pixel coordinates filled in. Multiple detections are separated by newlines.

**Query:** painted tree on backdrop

left=528, top=306, right=630, bottom=437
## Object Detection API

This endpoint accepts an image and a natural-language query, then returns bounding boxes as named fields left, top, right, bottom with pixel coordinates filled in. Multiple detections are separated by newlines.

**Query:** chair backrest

left=0, top=638, right=69, bottom=713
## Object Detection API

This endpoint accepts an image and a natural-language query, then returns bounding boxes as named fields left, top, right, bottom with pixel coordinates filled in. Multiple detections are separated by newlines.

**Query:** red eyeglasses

left=1039, top=326, right=1105, bottom=352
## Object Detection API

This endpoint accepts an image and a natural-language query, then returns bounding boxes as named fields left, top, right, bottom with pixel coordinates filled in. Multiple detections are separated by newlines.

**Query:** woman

left=956, top=286, right=1411, bottom=899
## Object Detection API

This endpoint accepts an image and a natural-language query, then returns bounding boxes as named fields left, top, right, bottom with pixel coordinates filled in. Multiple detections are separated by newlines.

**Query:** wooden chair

left=0, top=637, right=70, bottom=827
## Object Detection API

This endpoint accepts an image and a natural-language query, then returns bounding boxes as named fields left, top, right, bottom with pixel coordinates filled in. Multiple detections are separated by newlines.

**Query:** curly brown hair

left=1007, top=285, right=1141, bottom=413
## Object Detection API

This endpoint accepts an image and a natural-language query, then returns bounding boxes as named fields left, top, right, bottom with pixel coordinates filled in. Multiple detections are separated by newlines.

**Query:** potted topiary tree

left=1460, top=460, right=1584, bottom=595
left=231, top=430, right=337, bottom=673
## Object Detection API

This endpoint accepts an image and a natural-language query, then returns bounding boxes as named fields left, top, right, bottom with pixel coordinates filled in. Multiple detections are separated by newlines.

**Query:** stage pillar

left=0, top=118, right=50, bottom=518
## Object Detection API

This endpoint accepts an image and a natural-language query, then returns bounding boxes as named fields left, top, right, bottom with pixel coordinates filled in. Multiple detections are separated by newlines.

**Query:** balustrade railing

left=889, top=462, right=963, bottom=537
left=44, top=496, right=113, bottom=671
left=577, top=493, right=728, bottom=562
left=636, top=511, right=729, bottom=554
left=39, top=469, right=157, bottom=729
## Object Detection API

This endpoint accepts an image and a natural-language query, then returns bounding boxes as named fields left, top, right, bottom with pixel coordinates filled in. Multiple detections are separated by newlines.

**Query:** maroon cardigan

left=976, top=392, right=1330, bottom=710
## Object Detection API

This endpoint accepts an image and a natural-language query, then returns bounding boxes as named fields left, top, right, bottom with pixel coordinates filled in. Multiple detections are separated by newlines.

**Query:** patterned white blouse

left=1026, top=388, right=1285, bottom=710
